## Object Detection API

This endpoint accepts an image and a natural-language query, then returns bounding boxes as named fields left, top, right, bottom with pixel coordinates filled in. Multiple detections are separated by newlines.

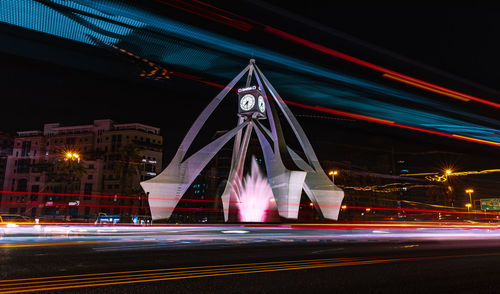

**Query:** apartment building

left=1, top=119, right=162, bottom=221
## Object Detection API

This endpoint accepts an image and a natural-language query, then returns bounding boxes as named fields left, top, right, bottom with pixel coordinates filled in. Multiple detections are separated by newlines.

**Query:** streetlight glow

left=328, top=170, right=338, bottom=185
left=466, top=189, right=474, bottom=210
left=64, top=151, right=81, bottom=162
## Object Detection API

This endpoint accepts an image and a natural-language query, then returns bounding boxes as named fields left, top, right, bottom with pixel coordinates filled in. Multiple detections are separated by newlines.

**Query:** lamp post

left=62, top=151, right=81, bottom=221
left=465, top=203, right=472, bottom=213
left=328, top=170, right=338, bottom=185
left=309, top=202, right=315, bottom=220
left=465, top=189, right=474, bottom=209
left=65, top=152, right=80, bottom=163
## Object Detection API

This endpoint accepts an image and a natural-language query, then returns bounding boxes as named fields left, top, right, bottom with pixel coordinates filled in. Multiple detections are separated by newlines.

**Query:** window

left=17, top=159, right=30, bottom=173
left=17, top=179, right=28, bottom=192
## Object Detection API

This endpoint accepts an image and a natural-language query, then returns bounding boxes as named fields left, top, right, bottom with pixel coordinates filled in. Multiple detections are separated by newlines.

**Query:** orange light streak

left=383, top=74, right=470, bottom=102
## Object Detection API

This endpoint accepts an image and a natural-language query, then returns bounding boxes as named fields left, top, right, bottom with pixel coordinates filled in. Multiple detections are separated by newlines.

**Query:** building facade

left=0, top=132, right=14, bottom=208
left=1, top=119, right=162, bottom=221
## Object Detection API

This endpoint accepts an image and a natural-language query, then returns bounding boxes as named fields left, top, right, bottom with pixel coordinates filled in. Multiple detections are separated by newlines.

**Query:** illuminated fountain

left=232, top=158, right=275, bottom=222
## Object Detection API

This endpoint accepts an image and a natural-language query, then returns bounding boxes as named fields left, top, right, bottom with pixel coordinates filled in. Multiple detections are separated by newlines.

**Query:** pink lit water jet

left=232, top=158, right=274, bottom=222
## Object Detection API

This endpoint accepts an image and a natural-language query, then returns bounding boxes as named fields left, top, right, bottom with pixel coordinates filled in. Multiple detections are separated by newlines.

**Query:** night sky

left=2, top=2, right=500, bottom=177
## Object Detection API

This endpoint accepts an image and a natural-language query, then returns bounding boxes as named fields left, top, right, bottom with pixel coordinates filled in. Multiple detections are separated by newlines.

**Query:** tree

left=112, top=143, right=145, bottom=217
left=113, top=143, right=143, bottom=196
left=42, top=152, right=87, bottom=219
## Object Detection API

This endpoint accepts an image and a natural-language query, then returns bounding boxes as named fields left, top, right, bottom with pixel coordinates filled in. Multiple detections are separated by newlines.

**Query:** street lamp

left=465, top=203, right=472, bottom=213
left=465, top=189, right=474, bottom=209
left=328, top=170, right=338, bottom=185
left=65, top=152, right=80, bottom=163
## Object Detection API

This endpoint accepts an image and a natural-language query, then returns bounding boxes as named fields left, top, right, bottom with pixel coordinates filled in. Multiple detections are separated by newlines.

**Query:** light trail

left=0, top=199, right=476, bottom=215
left=2, top=252, right=500, bottom=293
left=402, top=169, right=500, bottom=177
left=1, top=189, right=498, bottom=219
left=107, top=42, right=500, bottom=147
left=383, top=74, right=470, bottom=102
left=182, top=0, right=500, bottom=109
left=285, top=100, right=500, bottom=147
left=264, top=26, right=500, bottom=107
left=3, top=1, right=500, bottom=147
left=0, top=257, right=409, bottom=293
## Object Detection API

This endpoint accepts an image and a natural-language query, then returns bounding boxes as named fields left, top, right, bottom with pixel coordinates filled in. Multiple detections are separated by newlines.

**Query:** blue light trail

left=1, top=0, right=500, bottom=145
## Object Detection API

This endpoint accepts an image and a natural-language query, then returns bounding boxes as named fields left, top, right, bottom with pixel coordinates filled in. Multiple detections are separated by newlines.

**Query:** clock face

left=240, top=94, right=255, bottom=111
left=258, top=96, right=266, bottom=113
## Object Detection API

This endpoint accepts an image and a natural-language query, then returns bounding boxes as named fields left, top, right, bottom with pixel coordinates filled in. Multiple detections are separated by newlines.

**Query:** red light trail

left=284, top=100, right=500, bottom=147
left=167, top=0, right=500, bottom=109
left=109, top=5, right=500, bottom=148
left=2, top=190, right=499, bottom=218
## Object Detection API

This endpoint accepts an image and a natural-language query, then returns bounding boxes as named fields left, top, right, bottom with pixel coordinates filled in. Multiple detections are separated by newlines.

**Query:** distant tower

left=141, top=60, right=344, bottom=222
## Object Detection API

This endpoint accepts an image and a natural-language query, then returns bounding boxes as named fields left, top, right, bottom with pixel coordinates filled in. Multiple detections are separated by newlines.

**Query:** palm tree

left=113, top=143, right=143, bottom=196
left=113, top=143, right=145, bottom=217
left=42, top=152, right=86, bottom=220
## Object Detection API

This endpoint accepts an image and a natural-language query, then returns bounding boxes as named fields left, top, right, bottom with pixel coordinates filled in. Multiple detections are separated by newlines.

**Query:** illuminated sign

left=237, top=86, right=256, bottom=93
left=480, top=198, right=500, bottom=210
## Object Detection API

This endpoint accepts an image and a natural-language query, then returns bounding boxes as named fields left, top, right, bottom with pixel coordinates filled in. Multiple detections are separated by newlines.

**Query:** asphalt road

left=2, top=225, right=500, bottom=293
